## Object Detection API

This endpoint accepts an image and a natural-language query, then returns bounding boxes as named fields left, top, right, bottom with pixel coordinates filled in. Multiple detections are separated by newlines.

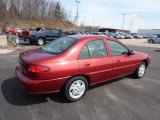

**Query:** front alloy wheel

left=135, top=62, right=146, bottom=78
left=64, top=76, right=88, bottom=102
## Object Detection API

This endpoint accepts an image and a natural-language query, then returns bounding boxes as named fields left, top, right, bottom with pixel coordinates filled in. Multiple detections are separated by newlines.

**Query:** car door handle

left=82, top=62, right=90, bottom=67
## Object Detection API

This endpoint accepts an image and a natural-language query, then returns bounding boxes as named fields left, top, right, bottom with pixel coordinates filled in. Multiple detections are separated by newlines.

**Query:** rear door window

left=79, top=40, right=107, bottom=59
left=79, top=45, right=90, bottom=59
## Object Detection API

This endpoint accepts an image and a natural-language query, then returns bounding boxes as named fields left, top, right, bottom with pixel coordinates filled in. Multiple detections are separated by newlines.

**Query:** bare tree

left=48, top=0, right=56, bottom=20
left=13, top=0, right=22, bottom=18
left=32, top=0, right=40, bottom=20
left=38, top=0, right=48, bottom=20
left=54, top=2, right=64, bottom=21
left=0, top=0, right=7, bottom=21
left=0, top=0, right=69, bottom=23
left=9, top=0, right=19, bottom=21
left=21, top=0, right=34, bottom=20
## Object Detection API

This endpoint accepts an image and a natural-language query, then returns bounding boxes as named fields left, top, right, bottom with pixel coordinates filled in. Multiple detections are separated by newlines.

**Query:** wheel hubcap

left=69, top=80, right=85, bottom=99
left=138, top=64, right=145, bottom=77
left=38, top=39, right=44, bottom=45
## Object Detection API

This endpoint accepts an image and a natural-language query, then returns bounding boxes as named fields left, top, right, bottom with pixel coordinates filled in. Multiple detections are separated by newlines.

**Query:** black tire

left=149, top=39, right=154, bottom=43
left=148, top=40, right=151, bottom=43
left=134, top=62, right=146, bottom=78
left=64, top=76, right=88, bottom=102
left=37, top=38, right=45, bottom=46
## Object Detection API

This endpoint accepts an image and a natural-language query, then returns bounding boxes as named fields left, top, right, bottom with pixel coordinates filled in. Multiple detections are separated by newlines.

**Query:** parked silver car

left=132, top=33, right=143, bottom=39
left=118, top=32, right=133, bottom=39
left=148, top=34, right=160, bottom=43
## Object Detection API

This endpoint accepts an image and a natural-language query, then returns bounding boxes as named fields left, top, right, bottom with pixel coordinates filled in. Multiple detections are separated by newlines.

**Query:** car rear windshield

left=41, top=37, right=77, bottom=55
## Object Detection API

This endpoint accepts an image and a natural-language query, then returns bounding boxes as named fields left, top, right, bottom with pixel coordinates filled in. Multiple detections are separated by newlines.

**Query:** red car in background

left=3, top=27, right=14, bottom=34
left=3, top=27, right=23, bottom=37
left=15, top=35, right=151, bottom=102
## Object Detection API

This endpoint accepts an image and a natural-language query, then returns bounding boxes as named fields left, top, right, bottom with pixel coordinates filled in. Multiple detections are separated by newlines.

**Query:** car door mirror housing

left=128, top=50, right=135, bottom=55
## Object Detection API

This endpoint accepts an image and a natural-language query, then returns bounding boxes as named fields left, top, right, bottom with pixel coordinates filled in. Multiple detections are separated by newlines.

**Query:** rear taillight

left=28, top=65, right=50, bottom=73
left=29, top=31, right=32, bottom=37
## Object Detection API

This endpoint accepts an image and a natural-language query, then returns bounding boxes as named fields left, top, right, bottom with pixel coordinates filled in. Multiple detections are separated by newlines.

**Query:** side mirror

left=128, top=50, right=135, bottom=55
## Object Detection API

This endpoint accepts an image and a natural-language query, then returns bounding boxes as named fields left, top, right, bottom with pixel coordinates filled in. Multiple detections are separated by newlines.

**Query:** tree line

left=0, top=0, right=69, bottom=23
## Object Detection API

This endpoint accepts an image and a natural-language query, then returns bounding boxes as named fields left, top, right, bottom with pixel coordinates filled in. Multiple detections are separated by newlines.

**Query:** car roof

left=68, top=35, right=115, bottom=41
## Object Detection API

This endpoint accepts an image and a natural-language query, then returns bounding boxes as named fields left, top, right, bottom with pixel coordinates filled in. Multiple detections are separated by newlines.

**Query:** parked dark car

left=147, top=34, right=160, bottom=43
left=64, top=31, right=77, bottom=35
left=16, top=35, right=150, bottom=102
left=22, top=28, right=65, bottom=45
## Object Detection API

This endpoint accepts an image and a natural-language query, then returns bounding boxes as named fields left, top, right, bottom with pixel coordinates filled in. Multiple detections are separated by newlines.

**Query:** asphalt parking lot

left=0, top=39, right=160, bottom=120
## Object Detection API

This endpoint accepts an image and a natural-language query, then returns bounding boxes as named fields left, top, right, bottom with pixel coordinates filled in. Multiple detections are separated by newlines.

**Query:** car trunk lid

left=19, top=49, right=58, bottom=75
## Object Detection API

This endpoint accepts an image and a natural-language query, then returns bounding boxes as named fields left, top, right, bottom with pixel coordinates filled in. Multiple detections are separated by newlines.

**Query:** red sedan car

left=15, top=35, right=150, bottom=102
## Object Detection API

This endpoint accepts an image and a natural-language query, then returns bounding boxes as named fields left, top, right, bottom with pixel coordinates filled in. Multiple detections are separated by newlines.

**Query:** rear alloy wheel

left=37, top=38, right=45, bottom=46
left=64, top=76, right=88, bottom=102
left=135, top=62, right=146, bottom=78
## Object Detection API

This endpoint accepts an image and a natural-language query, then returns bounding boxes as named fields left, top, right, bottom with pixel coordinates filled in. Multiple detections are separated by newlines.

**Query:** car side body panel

left=111, top=55, right=138, bottom=78
left=78, top=57, right=113, bottom=85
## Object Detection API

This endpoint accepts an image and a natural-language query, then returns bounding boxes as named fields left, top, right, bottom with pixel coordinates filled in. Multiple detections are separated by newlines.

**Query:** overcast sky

left=60, top=0, right=160, bottom=32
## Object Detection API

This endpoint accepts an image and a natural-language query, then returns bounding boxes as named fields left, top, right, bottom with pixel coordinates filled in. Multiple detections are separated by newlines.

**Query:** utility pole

left=93, top=18, right=95, bottom=27
left=74, top=0, right=80, bottom=25
left=122, top=13, right=126, bottom=30
left=84, top=16, right=86, bottom=26
left=92, top=18, right=95, bottom=31
left=130, top=20, right=134, bottom=33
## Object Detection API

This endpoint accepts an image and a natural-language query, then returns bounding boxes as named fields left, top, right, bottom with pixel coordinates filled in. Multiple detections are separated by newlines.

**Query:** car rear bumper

left=15, top=66, right=68, bottom=94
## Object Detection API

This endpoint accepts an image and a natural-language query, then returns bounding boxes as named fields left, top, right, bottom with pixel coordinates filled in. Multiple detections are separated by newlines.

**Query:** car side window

left=79, top=45, right=90, bottom=59
left=79, top=40, right=107, bottom=59
left=108, top=40, right=128, bottom=56
left=52, top=29, right=60, bottom=34
left=44, top=28, right=52, bottom=32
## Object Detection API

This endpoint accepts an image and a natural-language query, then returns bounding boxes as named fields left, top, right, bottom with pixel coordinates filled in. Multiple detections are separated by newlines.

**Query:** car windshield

left=41, top=37, right=77, bottom=54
